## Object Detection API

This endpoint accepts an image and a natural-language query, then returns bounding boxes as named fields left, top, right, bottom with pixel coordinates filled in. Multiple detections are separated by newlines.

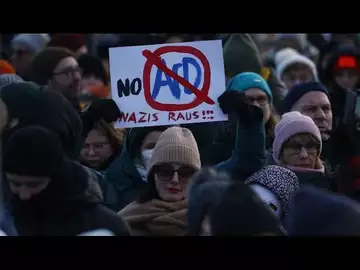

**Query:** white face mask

left=141, top=149, right=153, bottom=169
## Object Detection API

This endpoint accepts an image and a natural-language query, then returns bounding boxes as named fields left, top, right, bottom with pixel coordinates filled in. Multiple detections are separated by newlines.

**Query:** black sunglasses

left=154, top=164, right=196, bottom=182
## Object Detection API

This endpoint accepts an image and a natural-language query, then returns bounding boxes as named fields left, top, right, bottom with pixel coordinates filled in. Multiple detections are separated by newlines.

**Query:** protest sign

left=109, top=40, right=227, bottom=128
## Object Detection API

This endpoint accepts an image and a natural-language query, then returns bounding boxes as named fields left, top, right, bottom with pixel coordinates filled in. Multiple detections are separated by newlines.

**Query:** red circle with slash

left=142, top=45, right=214, bottom=111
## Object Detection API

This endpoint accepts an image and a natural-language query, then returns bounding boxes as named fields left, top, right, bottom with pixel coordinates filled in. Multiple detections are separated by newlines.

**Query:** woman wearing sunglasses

left=118, top=126, right=200, bottom=236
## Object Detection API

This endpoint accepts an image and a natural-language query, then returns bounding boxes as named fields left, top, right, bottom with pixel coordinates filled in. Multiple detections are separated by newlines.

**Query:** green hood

left=223, top=34, right=263, bottom=78
left=223, top=34, right=286, bottom=111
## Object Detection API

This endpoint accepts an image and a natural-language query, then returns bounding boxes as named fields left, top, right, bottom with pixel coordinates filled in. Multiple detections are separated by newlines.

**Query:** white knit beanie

left=274, top=48, right=299, bottom=67
left=276, top=54, right=318, bottom=81
left=11, top=34, right=50, bottom=53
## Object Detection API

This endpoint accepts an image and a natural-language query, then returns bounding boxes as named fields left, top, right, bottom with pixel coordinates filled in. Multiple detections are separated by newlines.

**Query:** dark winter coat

left=11, top=162, right=130, bottom=236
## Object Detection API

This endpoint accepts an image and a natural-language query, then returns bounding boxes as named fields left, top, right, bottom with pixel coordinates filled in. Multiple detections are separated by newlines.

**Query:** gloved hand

left=218, top=91, right=263, bottom=126
left=83, top=99, right=120, bottom=124
left=331, top=124, right=358, bottom=164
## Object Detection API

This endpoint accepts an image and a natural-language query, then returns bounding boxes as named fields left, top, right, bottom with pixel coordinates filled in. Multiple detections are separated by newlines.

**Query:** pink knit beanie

left=272, top=111, right=322, bottom=164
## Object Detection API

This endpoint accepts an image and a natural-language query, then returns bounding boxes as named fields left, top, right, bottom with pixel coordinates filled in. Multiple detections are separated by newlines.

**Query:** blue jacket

left=0, top=205, right=17, bottom=236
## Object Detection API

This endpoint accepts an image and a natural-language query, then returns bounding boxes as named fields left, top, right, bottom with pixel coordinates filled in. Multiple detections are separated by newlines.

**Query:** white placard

left=109, top=40, right=227, bottom=128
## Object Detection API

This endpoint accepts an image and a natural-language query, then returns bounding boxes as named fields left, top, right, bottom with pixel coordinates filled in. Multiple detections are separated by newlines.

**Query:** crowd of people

left=0, top=33, right=360, bottom=236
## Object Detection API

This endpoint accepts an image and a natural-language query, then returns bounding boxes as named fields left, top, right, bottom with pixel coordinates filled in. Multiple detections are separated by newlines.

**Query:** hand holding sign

left=109, top=40, right=227, bottom=128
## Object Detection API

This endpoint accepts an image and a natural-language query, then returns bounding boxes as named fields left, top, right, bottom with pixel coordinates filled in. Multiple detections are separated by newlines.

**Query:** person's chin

left=83, top=161, right=101, bottom=169
left=296, top=163, right=313, bottom=169
left=161, top=193, right=184, bottom=202
left=69, top=82, right=81, bottom=94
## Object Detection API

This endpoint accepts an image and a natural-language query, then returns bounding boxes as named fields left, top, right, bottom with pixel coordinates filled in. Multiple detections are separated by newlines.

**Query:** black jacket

left=11, top=163, right=130, bottom=236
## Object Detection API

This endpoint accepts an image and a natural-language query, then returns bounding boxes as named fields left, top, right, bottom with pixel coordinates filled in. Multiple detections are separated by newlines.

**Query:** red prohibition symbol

left=142, top=45, right=214, bottom=112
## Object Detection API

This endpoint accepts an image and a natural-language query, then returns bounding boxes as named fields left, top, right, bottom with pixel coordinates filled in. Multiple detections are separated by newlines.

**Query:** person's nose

left=18, top=187, right=32, bottom=201
left=87, top=146, right=96, bottom=156
left=170, top=171, right=180, bottom=184
left=315, top=108, right=326, bottom=120
left=73, top=70, right=82, bottom=81
left=251, top=100, right=261, bottom=107
left=298, top=147, right=309, bottom=159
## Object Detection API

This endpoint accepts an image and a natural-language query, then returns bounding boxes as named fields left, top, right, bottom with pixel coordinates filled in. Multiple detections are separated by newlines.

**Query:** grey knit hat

left=245, top=165, right=299, bottom=219
left=0, top=74, right=24, bottom=91
left=11, top=34, right=50, bottom=53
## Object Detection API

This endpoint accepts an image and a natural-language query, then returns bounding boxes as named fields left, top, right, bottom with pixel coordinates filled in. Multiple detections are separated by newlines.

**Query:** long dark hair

left=137, top=167, right=160, bottom=203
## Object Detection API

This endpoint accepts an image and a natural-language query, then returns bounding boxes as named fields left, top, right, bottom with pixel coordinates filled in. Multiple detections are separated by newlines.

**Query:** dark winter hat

left=29, top=47, right=75, bottom=85
left=77, top=53, right=108, bottom=85
left=317, top=40, right=339, bottom=81
left=11, top=34, right=50, bottom=54
left=3, top=126, right=65, bottom=177
left=245, top=165, right=299, bottom=219
left=1, top=83, right=82, bottom=159
left=34, top=90, right=83, bottom=159
left=0, top=74, right=24, bottom=90
left=282, top=81, right=329, bottom=113
left=0, top=82, right=42, bottom=123
left=323, top=44, right=360, bottom=83
left=187, top=168, right=232, bottom=236
left=210, top=181, right=286, bottom=236
left=48, top=34, right=86, bottom=54
left=285, top=186, right=360, bottom=236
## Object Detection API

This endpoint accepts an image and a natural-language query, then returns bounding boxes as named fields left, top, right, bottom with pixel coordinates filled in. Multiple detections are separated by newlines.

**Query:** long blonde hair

left=266, top=105, right=280, bottom=139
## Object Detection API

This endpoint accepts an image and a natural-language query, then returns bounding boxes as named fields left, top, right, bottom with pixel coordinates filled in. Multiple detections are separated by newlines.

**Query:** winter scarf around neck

left=284, top=158, right=325, bottom=174
left=118, top=199, right=188, bottom=236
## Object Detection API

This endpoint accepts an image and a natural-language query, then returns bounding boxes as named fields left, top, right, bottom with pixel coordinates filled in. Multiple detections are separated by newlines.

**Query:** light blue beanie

left=226, top=72, right=273, bottom=103
left=11, top=34, right=50, bottom=53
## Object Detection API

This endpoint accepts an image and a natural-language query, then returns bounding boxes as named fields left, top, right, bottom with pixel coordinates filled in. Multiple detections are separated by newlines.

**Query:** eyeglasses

left=246, top=95, right=269, bottom=106
left=284, top=141, right=319, bottom=155
left=83, top=142, right=111, bottom=153
left=53, top=67, right=83, bottom=78
left=154, top=164, right=196, bottom=182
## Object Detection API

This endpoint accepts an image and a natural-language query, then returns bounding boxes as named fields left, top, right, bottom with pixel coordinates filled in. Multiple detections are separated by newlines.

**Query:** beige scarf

left=118, top=199, right=188, bottom=236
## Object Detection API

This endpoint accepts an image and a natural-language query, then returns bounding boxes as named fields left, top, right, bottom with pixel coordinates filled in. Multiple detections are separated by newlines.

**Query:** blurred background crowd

left=1, top=33, right=360, bottom=236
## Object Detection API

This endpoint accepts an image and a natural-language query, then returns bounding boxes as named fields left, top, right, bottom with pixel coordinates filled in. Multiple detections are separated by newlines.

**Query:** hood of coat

left=9, top=161, right=102, bottom=217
